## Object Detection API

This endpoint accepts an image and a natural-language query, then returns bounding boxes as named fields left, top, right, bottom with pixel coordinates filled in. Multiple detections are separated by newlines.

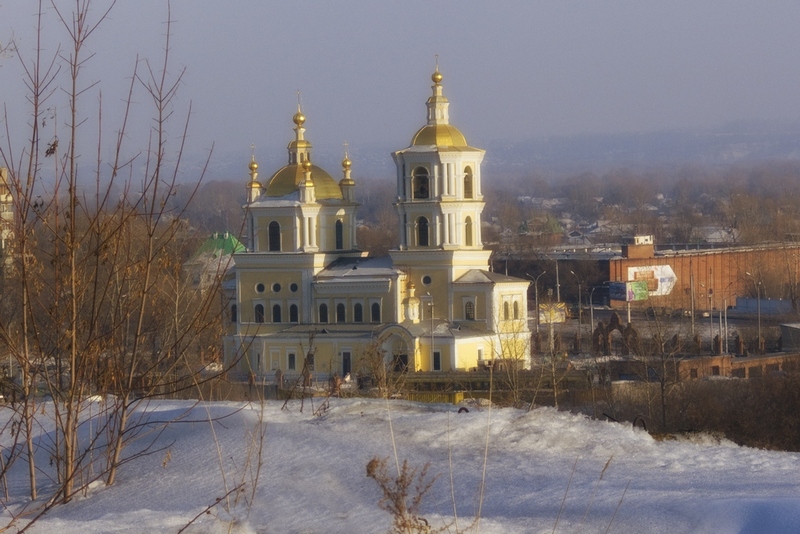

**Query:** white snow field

left=2, top=398, right=800, bottom=533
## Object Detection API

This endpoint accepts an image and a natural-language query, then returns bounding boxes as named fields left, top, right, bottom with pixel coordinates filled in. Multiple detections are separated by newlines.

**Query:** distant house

left=185, top=232, right=244, bottom=292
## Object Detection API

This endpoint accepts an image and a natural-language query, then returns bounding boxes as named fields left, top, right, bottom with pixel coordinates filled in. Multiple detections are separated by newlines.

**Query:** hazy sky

left=3, top=1, right=800, bottom=178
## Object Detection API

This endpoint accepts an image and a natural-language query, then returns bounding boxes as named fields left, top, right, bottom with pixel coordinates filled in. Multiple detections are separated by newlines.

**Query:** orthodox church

left=224, top=68, right=531, bottom=378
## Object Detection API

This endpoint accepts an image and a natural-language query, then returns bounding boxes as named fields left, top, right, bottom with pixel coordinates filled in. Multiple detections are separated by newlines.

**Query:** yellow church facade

left=224, top=68, right=531, bottom=380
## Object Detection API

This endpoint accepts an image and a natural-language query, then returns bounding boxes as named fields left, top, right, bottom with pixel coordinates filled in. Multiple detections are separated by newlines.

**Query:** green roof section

left=192, top=232, right=245, bottom=259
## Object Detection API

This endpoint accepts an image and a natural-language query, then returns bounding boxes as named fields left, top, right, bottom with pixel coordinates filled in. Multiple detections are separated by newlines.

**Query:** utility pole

left=527, top=271, right=547, bottom=334
left=746, top=272, right=762, bottom=354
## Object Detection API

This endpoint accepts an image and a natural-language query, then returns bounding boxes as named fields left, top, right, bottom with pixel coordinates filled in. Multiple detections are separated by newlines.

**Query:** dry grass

left=366, top=456, right=441, bottom=534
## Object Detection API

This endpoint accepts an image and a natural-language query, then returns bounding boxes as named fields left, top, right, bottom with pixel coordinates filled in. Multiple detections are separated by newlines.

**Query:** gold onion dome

left=265, top=164, right=342, bottom=199
left=264, top=108, right=343, bottom=199
left=410, top=66, right=469, bottom=147
left=249, top=156, right=258, bottom=172
left=411, top=124, right=467, bottom=147
left=342, top=156, right=352, bottom=169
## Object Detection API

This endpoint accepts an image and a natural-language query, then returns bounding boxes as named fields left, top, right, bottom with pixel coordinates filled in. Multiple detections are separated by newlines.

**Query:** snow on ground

left=2, top=397, right=800, bottom=533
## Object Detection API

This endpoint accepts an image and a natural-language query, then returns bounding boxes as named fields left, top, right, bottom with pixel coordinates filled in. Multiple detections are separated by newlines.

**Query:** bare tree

left=0, top=1, right=232, bottom=523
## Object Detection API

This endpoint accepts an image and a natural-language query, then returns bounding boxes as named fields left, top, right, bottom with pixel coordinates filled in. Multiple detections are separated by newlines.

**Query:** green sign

left=630, top=280, right=649, bottom=301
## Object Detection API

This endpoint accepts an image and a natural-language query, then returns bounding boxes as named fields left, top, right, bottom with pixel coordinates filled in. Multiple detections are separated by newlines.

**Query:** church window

left=272, top=283, right=281, bottom=293
left=465, top=216, right=473, bottom=246
left=503, top=301, right=510, bottom=320
left=513, top=301, right=520, bottom=319
left=288, top=353, right=296, bottom=370
left=268, top=221, right=281, bottom=251
left=231, top=304, right=238, bottom=323
left=464, top=167, right=474, bottom=199
left=465, top=301, right=475, bottom=321
left=371, top=302, right=381, bottom=323
left=255, top=304, right=265, bottom=324
left=319, top=303, right=329, bottom=323
left=272, top=304, right=282, bottom=323
left=335, top=219, right=344, bottom=250
left=336, top=303, right=346, bottom=322
left=413, top=168, right=429, bottom=199
left=290, top=283, right=299, bottom=292
left=354, top=303, right=363, bottom=323
left=256, top=283, right=265, bottom=293
left=417, top=217, right=429, bottom=247
left=422, top=275, right=432, bottom=285
left=290, top=304, right=298, bottom=323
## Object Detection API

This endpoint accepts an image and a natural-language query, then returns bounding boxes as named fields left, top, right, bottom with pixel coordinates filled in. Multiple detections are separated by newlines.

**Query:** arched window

left=503, top=301, right=510, bottom=320
left=465, top=301, right=475, bottom=321
left=371, top=302, right=381, bottom=323
left=513, top=301, right=520, bottom=320
left=289, top=304, right=298, bottom=323
left=268, top=221, right=281, bottom=251
left=272, top=304, right=282, bottom=323
left=255, top=304, right=265, bottom=323
left=465, top=216, right=473, bottom=246
left=335, top=219, right=344, bottom=250
left=417, top=217, right=429, bottom=247
left=336, top=303, right=346, bottom=322
left=413, top=167, right=429, bottom=199
left=464, top=167, right=474, bottom=199
left=319, top=303, right=328, bottom=323
left=354, top=303, right=363, bottom=323
left=231, top=304, right=237, bottom=323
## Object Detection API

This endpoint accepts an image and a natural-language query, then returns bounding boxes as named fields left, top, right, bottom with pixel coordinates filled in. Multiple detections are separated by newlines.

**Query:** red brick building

left=607, top=238, right=800, bottom=312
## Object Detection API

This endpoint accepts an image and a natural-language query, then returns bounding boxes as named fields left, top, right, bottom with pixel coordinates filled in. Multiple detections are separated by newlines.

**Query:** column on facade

left=310, top=216, right=317, bottom=248
left=397, top=165, right=404, bottom=199
left=447, top=213, right=456, bottom=245
left=402, top=212, right=408, bottom=248
left=475, top=210, right=482, bottom=245
left=447, top=163, right=454, bottom=197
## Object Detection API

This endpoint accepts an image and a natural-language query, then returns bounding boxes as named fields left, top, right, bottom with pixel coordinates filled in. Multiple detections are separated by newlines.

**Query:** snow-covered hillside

left=3, top=398, right=800, bottom=533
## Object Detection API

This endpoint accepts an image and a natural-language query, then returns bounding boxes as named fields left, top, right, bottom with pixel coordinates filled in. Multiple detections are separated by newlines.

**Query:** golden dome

left=287, top=139, right=312, bottom=150
left=411, top=123, right=468, bottom=147
left=342, top=156, right=351, bottom=170
left=264, top=163, right=343, bottom=199
left=432, top=69, right=443, bottom=84
left=302, top=160, right=312, bottom=171
left=249, top=156, right=258, bottom=172
left=293, top=111, right=306, bottom=126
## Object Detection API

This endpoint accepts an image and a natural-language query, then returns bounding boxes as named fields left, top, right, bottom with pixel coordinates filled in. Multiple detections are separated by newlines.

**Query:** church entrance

left=392, top=354, right=408, bottom=372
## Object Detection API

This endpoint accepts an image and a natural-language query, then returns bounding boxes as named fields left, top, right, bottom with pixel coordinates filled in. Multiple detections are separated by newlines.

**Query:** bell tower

left=390, top=66, right=492, bottom=322
left=392, top=67, right=486, bottom=254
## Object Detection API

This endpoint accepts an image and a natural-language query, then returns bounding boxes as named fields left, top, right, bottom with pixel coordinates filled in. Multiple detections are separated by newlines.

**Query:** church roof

left=316, top=256, right=399, bottom=280
left=190, top=232, right=245, bottom=260
left=454, top=269, right=528, bottom=284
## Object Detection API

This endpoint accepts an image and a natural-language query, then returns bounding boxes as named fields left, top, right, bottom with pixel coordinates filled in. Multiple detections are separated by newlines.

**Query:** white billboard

left=627, top=265, right=677, bottom=296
